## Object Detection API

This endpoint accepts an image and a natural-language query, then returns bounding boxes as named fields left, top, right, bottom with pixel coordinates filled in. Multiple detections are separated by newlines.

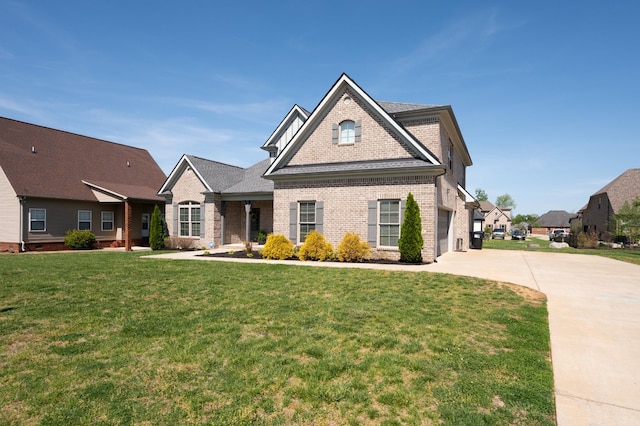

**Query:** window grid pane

left=379, top=200, right=400, bottom=247
left=78, top=210, right=91, bottom=231
left=30, top=209, right=46, bottom=231
left=179, top=202, right=201, bottom=237
left=102, top=211, right=114, bottom=231
left=340, top=121, right=355, bottom=143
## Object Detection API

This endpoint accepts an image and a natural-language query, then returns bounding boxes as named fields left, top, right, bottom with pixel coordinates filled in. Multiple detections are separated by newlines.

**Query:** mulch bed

left=199, top=250, right=427, bottom=265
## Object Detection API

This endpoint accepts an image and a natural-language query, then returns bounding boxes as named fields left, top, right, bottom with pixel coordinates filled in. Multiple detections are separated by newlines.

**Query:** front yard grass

left=483, top=236, right=640, bottom=265
left=0, top=251, right=555, bottom=425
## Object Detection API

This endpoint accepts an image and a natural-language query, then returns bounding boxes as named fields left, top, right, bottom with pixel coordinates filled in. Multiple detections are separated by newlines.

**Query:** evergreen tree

left=149, top=205, right=165, bottom=250
left=398, top=192, right=423, bottom=263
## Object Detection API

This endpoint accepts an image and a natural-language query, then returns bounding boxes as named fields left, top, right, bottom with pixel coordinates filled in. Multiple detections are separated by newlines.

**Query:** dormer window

left=340, top=120, right=355, bottom=144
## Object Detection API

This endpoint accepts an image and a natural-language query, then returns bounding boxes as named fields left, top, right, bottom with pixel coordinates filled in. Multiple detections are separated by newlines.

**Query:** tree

left=149, top=204, right=166, bottom=250
left=512, top=214, right=539, bottom=225
left=398, top=192, right=423, bottom=263
left=475, top=188, right=488, bottom=201
left=613, top=197, right=640, bottom=244
left=495, top=194, right=516, bottom=210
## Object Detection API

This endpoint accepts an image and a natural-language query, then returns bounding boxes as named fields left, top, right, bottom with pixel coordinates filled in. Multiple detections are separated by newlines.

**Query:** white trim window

left=29, top=208, right=46, bottom=232
left=101, top=211, right=114, bottom=231
left=179, top=202, right=201, bottom=237
left=340, top=120, right=355, bottom=144
left=379, top=200, right=400, bottom=247
left=299, top=201, right=316, bottom=243
left=78, top=210, right=92, bottom=231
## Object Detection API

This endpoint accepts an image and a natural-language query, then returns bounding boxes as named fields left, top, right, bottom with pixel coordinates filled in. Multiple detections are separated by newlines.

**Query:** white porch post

left=244, top=201, right=251, bottom=242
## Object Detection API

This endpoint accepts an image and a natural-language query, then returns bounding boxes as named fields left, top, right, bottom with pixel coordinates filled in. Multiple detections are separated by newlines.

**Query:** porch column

left=124, top=200, right=132, bottom=251
left=244, top=201, right=251, bottom=242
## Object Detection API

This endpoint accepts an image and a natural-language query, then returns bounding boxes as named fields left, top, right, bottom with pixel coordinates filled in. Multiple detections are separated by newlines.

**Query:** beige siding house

left=478, top=201, right=511, bottom=232
left=160, top=74, right=477, bottom=262
left=0, top=117, right=167, bottom=252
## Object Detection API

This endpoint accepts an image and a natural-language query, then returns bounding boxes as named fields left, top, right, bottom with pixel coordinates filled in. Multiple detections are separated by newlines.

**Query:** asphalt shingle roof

left=536, top=210, right=574, bottom=227
left=0, top=117, right=166, bottom=201
left=592, top=169, right=640, bottom=212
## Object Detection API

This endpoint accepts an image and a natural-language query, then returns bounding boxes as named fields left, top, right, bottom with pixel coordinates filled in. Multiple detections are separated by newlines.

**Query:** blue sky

left=1, top=1, right=639, bottom=216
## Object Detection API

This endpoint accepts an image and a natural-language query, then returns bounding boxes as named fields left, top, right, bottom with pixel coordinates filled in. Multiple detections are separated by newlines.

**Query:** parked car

left=492, top=229, right=505, bottom=239
left=551, top=229, right=570, bottom=241
left=512, top=230, right=526, bottom=240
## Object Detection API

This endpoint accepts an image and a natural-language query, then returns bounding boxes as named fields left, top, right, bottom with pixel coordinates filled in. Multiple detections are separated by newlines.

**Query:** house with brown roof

left=530, top=210, right=574, bottom=236
left=159, top=74, right=477, bottom=262
left=0, top=117, right=167, bottom=252
left=577, top=169, right=640, bottom=239
left=478, top=200, right=511, bottom=232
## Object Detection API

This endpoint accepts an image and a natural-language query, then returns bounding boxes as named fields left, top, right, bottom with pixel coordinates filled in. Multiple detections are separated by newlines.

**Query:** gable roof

left=536, top=210, right=574, bottom=227
left=158, top=155, right=273, bottom=199
left=0, top=117, right=166, bottom=202
left=478, top=200, right=495, bottom=212
left=264, top=73, right=443, bottom=178
left=591, top=169, right=640, bottom=213
left=261, top=104, right=310, bottom=154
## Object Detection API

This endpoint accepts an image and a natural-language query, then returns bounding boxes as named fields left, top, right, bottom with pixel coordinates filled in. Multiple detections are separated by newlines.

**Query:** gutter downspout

left=18, top=195, right=26, bottom=251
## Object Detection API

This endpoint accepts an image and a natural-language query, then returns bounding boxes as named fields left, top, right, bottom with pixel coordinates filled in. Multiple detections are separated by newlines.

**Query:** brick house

left=478, top=201, right=511, bottom=232
left=530, top=210, right=574, bottom=236
left=576, top=169, right=640, bottom=239
left=159, top=74, right=476, bottom=262
left=0, top=117, right=167, bottom=252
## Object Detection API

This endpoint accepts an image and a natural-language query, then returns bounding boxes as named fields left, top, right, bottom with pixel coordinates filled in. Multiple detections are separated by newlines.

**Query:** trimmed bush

left=298, top=230, right=334, bottom=261
left=149, top=205, right=165, bottom=250
left=64, top=229, right=96, bottom=250
left=398, top=192, right=423, bottom=263
left=337, top=232, right=370, bottom=262
left=260, top=234, right=295, bottom=260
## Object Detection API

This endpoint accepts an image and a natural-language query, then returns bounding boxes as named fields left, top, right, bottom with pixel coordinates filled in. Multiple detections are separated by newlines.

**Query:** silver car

left=492, top=229, right=505, bottom=239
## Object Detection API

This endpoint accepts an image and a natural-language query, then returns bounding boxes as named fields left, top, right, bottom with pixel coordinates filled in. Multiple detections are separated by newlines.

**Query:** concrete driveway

left=427, top=249, right=640, bottom=426
left=146, top=248, right=640, bottom=425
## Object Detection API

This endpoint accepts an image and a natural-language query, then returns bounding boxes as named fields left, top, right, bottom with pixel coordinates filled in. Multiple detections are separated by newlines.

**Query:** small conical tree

left=398, top=192, right=423, bottom=263
left=149, top=204, right=165, bottom=250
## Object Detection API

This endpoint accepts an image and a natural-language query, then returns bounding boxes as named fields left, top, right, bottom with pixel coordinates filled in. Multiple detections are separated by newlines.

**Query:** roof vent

left=127, top=161, right=130, bottom=167
left=31, top=146, right=36, bottom=153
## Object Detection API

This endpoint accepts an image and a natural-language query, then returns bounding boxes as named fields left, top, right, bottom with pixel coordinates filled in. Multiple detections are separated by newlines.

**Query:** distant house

left=531, top=210, right=574, bottom=235
left=576, top=169, right=640, bottom=239
left=0, top=117, right=167, bottom=252
left=479, top=201, right=511, bottom=232
left=159, top=73, right=478, bottom=262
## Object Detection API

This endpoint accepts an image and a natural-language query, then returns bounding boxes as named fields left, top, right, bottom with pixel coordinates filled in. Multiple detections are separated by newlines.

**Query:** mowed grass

left=483, top=236, right=640, bottom=265
left=0, top=251, right=555, bottom=425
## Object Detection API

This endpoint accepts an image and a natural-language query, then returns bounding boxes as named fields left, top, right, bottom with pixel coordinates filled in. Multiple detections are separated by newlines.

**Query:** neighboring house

left=160, top=73, right=477, bottom=262
left=0, top=117, right=167, bottom=252
left=577, top=169, right=640, bottom=239
left=531, top=210, right=574, bottom=236
left=479, top=201, right=511, bottom=232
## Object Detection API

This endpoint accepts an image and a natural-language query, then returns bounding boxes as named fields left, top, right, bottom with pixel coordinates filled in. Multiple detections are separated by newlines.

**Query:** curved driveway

left=147, top=248, right=640, bottom=425
left=427, top=249, right=640, bottom=426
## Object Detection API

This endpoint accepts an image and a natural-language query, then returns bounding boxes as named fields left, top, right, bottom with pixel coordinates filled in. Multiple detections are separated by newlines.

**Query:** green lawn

left=0, top=251, right=555, bottom=425
left=483, top=236, right=640, bottom=265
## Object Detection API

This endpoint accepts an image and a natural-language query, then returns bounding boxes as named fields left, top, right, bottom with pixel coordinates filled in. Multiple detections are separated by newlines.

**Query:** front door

left=250, top=208, right=260, bottom=241
left=141, top=213, right=150, bottom=238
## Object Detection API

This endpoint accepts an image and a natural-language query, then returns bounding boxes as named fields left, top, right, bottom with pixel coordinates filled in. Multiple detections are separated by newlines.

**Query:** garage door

left=437, top=209, right=450, bottom=256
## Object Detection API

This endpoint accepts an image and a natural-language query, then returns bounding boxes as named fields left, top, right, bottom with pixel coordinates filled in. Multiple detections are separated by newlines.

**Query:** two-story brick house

left=159, top=73, right=476, bottom=262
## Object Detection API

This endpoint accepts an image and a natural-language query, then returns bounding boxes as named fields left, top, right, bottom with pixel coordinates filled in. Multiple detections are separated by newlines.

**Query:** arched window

left=179, top=201, right=201, bottom=237
left=340, top=120, right=355, bottom=144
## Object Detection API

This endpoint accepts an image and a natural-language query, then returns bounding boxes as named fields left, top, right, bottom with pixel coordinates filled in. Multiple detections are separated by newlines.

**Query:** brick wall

left=273, top=175, right=437, bottom=262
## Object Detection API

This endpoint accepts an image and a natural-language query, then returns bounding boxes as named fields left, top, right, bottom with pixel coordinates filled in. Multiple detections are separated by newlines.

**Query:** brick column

left=125, top=200, right=132, bottom=251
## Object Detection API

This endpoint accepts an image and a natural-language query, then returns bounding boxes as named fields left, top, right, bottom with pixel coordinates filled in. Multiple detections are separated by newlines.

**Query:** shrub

left=64, top=229, right=96, bottom=250
left=337, top=232, right=370, bottom=262
left=244, top=240, right=253, bottom=253
left=149, top=205, right=165, bottom=250
left=298, top=230, right=334, bottom=261
left=256, top=230, right=268, bottom=245
left=398, top=193, right=423, bottom=263
left=577, top=231, right=599, bottom=249
left=260, top=234, right=294, bottom=260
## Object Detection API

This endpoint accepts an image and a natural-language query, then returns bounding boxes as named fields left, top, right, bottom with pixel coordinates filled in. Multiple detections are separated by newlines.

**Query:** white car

left=492, top=229, right=506, bottom=239
left=551, top=229, right=570, bottom=241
